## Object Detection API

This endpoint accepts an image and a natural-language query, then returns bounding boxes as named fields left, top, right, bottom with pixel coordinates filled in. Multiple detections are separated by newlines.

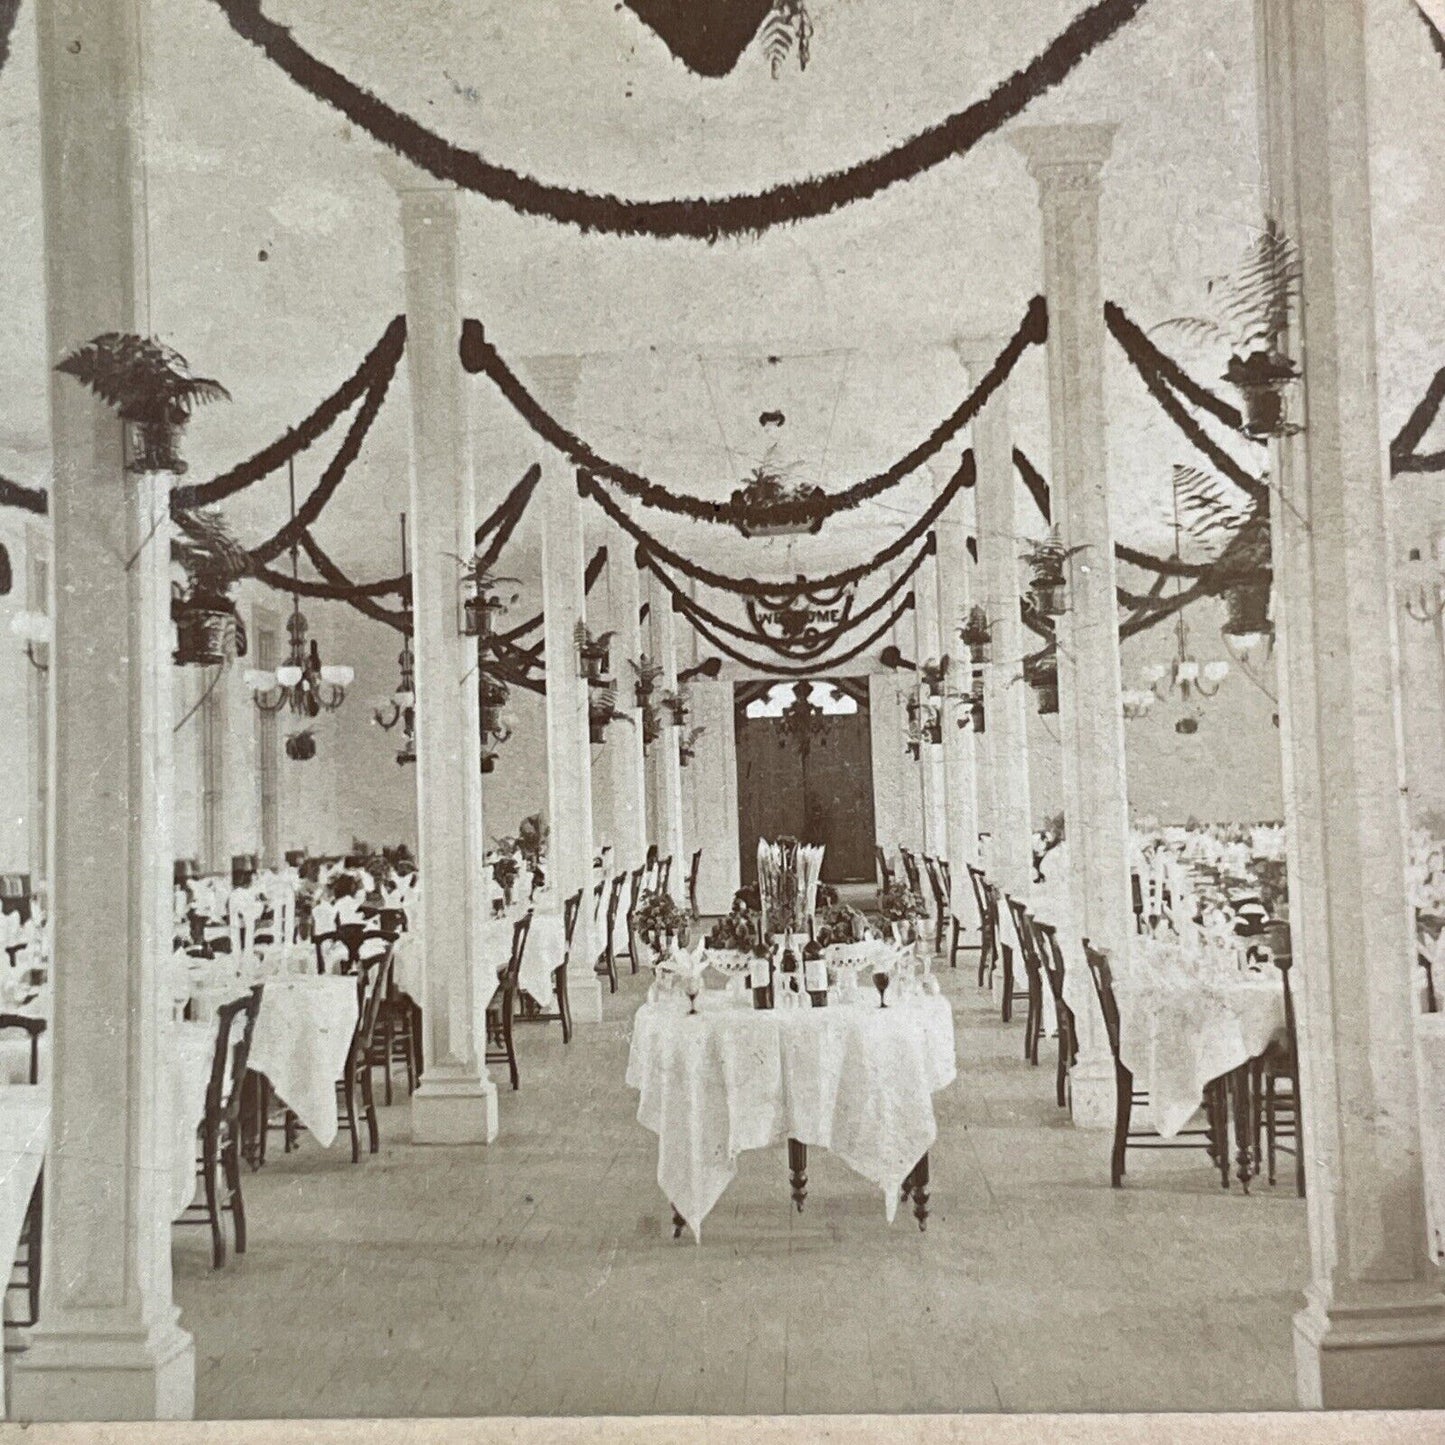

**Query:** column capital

left=1011, top=123, right=1117, bottom=189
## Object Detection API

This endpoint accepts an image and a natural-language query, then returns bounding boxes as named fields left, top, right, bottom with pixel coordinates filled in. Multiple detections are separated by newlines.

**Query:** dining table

left=626, top=983, right=957, bottom=1242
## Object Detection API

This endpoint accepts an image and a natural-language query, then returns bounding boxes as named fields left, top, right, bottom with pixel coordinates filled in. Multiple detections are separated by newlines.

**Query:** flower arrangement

left=491, top=850, right=520, bottom=896
left=1022, top=529, right=1084, bottom=617
left=705, top=902, right=759, bottom=953
left=960, top=605, right=993, bottom=665
left=729, top=458, right=825, bottom=538
left=877, top=880, right=928, bottom=925
left=757, top=836, right=824, bottom=934
left=575, top=622, right=615, bottom=684
left=634, top=888, right=687, bottom=949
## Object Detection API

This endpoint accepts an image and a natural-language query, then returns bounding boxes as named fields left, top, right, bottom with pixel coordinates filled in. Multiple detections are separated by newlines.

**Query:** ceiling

left=1, top=0, right=1441, bottom=588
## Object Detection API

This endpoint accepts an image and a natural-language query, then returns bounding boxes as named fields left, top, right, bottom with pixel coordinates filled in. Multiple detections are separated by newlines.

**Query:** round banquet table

left=626, top=988, right=956, bottom=1242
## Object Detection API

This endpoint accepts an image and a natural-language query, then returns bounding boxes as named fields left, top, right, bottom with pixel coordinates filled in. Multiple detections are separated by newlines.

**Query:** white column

left=1256, top=0, right=1445, bottom=1407
left=12, top=0, right=195, bottom=1419
left=535, top=358, right=603, bottom=1022
left=963, top=342, right=1033, bottom=901
left=649, top=581, right=687, bottom=900
left=912, top=552, right=947, bottom=857
left=602, top=530, right=648, bottom=874
left=931, top=459, right=981, bottom=889
left=390, top=173, right=497, bottom=1144
left=1013, top=125, right=1129, bottom=1128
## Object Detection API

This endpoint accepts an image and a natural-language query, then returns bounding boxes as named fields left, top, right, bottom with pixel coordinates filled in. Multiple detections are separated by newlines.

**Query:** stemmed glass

left=872, top=968, right=890, bottom=1008
left=684, top=973, right=702, bottom=1015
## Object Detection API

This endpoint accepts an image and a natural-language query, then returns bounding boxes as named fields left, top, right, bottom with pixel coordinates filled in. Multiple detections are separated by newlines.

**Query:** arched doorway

left=734, top=679, right=877, bottom=884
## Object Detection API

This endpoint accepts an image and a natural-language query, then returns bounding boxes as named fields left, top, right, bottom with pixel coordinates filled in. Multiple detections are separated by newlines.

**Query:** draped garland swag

left=207, top=0, right=1149, bottom=241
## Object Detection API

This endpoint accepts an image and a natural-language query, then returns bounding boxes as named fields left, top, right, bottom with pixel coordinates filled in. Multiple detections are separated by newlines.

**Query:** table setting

left=627, top=931, right=956, bottom=1242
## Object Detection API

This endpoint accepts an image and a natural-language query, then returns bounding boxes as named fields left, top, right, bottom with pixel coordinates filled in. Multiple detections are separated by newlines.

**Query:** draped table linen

left=626, top=991, right=956, bottom=1241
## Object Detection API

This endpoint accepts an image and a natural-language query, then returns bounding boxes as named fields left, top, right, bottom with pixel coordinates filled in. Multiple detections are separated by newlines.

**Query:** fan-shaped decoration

left=620, top=0, right=774, bottom=77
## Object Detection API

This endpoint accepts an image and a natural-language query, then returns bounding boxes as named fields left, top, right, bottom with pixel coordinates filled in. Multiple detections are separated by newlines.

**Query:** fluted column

left=1013, top=124, right=1129, bottom=1128
left=534, top=358, right=602, bottom=1022
left=602, top=531, right=648, bottom=875
left=11, top=0, right=194, bottom=1420
left=649, top=581, right=687, bottom=901
left=962, top=341, right=1032, bottom=903
left=1256, top=0, right=1445, bottom=1407
left=931, top=458, right=981, bottom=896
left=388, top=171, right=497, bottom=1143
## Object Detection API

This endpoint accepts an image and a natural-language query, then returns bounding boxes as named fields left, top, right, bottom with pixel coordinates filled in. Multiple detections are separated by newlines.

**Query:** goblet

left=684, top=974, right=703, bottom=1015
left=872, top=968, right=890, bottom=1008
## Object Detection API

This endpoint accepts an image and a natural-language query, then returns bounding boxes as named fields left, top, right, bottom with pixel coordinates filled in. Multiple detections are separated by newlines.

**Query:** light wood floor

left=175, top=950, right=1308, bottom=1418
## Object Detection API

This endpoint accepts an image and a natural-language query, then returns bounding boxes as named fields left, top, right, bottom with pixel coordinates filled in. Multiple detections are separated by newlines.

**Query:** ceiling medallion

left=619, top=0, right=776, bottom=77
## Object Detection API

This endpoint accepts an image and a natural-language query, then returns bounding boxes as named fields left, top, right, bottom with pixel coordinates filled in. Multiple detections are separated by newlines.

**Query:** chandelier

left=245, top=459, right=352, bottom=723
left=1125, top=478, right=1229, bottom=733
left=778, top=681, right=828, bottom=759
left=372, top=513, right=416, bottom=765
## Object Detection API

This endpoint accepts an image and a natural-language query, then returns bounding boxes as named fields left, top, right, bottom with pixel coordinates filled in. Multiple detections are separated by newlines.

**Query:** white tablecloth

left=246, top=977, right=358, bottom=1149
left=169, top=1021, right=215, bottom=1219
left=1416, top=1013, right=1445, bottom=1262
left=396, top=910, right=569, bottom=1011
left=1114, top=969, right=1283, bottom=1138
left=626, top=991, right=956, bottom=1241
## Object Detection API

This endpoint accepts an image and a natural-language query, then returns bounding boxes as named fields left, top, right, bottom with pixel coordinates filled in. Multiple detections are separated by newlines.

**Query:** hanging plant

left=679, top=725, right=707, bottom=767
left=171, top=507, right=251, bottom=667
left=920, top=656, right=950, bottom=700
left=460, top=566, right=519, bottom=638
left=1155, top=220, right=1302, bottom=440
left=55, top=333, right=229, bottom=475
left=663, top=681, right=692, bottom=728
left=517, top=813, right=549, bottom=871
left=761, top=0, right=813, bottom=79
left=1023, top=650, right=1059, bottom=716
left=1175, top=468, right=1274, bottom=645
left=959, top=605, right=993, bottom=665
left=1022, top=529, right=1083, bottom=617
left=589, top=686, right=634, bottom=746
left=630, top=655, right=664, bottom=746
left=285, top=727, right=317, bottom=762
left=729, top=457, right=825, bottom=538
left=575, top=622, right=615, bottom=685
left=480, top=673, right=514, bottom=772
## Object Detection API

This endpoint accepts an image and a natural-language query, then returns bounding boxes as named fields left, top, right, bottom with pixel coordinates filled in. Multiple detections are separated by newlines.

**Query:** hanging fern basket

left=1029, top=580, right=1067, bottom=618
left=1222, top=581, right=1273, bottom=640
left=1225, top=351, right=1298, bottom=440
left=173, top=600, right=240, bottom=667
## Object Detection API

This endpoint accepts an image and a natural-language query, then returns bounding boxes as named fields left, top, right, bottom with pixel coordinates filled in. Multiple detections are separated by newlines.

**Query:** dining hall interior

left=0, top=0, right=1443, bottom=1426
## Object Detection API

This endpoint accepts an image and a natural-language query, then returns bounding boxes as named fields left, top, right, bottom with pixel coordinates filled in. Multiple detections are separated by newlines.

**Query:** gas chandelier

left=245, top=460, right=353, bottom=721
left=778, top=681, right=828, bottom=759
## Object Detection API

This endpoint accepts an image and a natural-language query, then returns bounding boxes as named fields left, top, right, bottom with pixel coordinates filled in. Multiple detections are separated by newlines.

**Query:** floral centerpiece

left=876, top=879, right=928, bottom=944
left=729, top=459, right=825, bottom=539
left=1032, top=812, right=1065, bottom=884
left=634, top=888, right=688, bottom=958
left=815, top=902, right=866, bottom=947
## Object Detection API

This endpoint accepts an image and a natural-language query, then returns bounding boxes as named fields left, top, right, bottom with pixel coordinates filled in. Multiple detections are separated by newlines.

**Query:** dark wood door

left=734, top=678, right=877, bottom=884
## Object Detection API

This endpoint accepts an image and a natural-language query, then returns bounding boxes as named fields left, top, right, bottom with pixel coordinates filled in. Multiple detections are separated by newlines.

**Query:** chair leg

left=948, top=918, right=960, bottom=969
left=557, top=968, right=573, bottom=1045
left=25, top=1181, right=41, bottom=1325
left=976, top=927, right=987, bottom=987
left=1265, top=1080, right=1278, bottom=1186
left=1000, top=945, right=1014, bottom=1024
left=360, top=1063, right=379, bottom=1154
left=342, top=1061, right=360, bottom=1164
left=502, top=990, right=519, bottom=1091
left=1055, top=1018, right=1069, bottom=1108
left=380, top=1016, right=394, bottom=1107
left=202, top=1134, right=225, bottom=1268
left=1110, top=1068, right=1131, bottom=1188
left=1293, top=1103, right=1305, bottom=1198
left=223, top=1133, right=247, bottom=1256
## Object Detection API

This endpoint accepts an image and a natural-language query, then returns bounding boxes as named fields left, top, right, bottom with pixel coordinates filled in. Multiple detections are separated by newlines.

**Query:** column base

left=1067, top=1050, right=1117, bottom=1129
left=10, top=1315, right=195, bottom=1421
left=1294, top=1282, right=1445, bottom=1409
left=410, top=1072, right=499, bottom=1145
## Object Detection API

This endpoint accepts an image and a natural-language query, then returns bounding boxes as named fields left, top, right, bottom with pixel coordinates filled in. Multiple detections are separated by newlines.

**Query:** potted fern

left=575, top=623, right=615, bottom=685
left=588, top=687, right=633, bottom=745
left=630, top=656, right=664, bottom=746
left=172, top=507, right=250, bottom=666
left=729, top=458, right=825, bottom=538
left=1024, top=650, right=1059, bottom=716
left=679, top=725, right=707, bottom=767
left=960, top=606, right=993, bottom=665
left=1156, top=220, right=1302, bottom=440
left=461, top=569, right=519, bottom=638
left=55, top=333, right=229, bottom=474
left=1022, top=530, right=1082, bottom=617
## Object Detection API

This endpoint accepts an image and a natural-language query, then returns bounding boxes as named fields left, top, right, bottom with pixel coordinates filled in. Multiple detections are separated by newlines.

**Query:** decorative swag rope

left=207, top=0, right=1149, bottom=241
left=460, top=299, right=1043, bottom=527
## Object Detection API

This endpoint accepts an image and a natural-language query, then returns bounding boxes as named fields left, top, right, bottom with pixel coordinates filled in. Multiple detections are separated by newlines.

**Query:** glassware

left=872, top=968, right=890, bottom=1008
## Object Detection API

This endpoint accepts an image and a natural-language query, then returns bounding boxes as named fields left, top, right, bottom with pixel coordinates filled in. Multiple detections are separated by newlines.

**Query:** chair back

left=899, top=848, right=923, bottom=900
left=592, top=877, right=606, bottom=921
left=503, top=910, right=535, bottom=991
left=1420, top=951, right=1439, bottom=1015
left=627, top=866, right=644, bottom=919
left=1005, top=895, right=1040, bottom=978
left=1082, top=941, right=1123, bottom=1061
left=688, top=849, right=703, bottom=912
left=334, top=922, right=374, bottom=975
left=965, top=863, right=989, bottom=926
left=875, top=846, right=895, bottom=889
left=1033, top=919, right=1068, bottom=1006
left=0, top=1015, right=45, bottom=1085
left=1265, top=922, right=1302, bottom=1055
left=939, top=859, right=953, bottom=906
left=563, top=889, right=583, bottom=960
left=1130, top=872, right=1145, bottom=929
left=658, top=856, right=673, bottom=897
left=208, top=985, right=263, bottom=1130
left=922, top=856, right=947, bottom=912
left=981, top=878, right=1002, bottom=934
left=606, top=873, right=625, bottom=935
left=353, top=949, right=394, bottom=1057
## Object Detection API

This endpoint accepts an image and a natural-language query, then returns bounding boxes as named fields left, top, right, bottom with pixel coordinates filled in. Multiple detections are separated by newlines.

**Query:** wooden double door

left=734, top=678, right=877, bottom=885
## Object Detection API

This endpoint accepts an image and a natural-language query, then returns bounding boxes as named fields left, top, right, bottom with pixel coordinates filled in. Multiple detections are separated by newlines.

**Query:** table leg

left=787, top=1139, right=807, bottom=1213
left=906, top=1153, right=930, bottom=1232
left=670, top=1204, right=686, bottom=1240
left=1228, top=1065, right=1254, bottom=1193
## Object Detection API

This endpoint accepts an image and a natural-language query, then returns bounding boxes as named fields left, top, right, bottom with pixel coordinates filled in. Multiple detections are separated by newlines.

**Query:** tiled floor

left=175, top=955, right=1308, bottom=1418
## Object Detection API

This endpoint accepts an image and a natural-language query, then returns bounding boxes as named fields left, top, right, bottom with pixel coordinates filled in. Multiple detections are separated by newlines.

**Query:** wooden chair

left=624, top=866, right=644, bottom=971
left=922, top=857, right=949, bottom=954
left=687, top=849, right=703, bottom=920
left=7, top=1174, right=41, bottom=1329
left=875, top=845, right=896, bottom=891
left=485, top=912, right=533, bottom=1092
left=363, top=930, right=417, bottom=1106
left=966, top=865, right=996, bottom=988
left=1420, top=947, right=1439, bottom=1014
left=1032, top=920, right=1077, bottom=1108
left=177, top=985, right=263, bottom=1268
left=899, top=848, right=924, bottom=903
left=1004, top=896, right=1045, bottom=1062
left=519, top=891, right=577, bottom=1044
left=1257, top=924, right=1305, bottom=1196
left=984, top=881, right=1027, bottom=1024
left=335, top=953, right=392, bottom=1163
left=599, top=873, right=625, bottom=993
left=658, top=855, right=673, bottom=899
left=0, top=1015, right=45, bottom=1085
left=938, top=860, right=965, bottom=969
left=1083, top=942, right=1228, bottom=1189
